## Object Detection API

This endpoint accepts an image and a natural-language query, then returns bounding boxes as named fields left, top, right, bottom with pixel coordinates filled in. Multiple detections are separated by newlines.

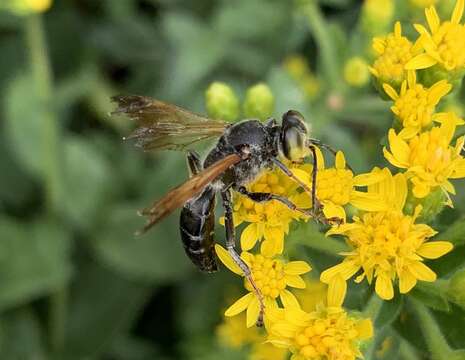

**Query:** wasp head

left=280, top=110, right=310, bottom=161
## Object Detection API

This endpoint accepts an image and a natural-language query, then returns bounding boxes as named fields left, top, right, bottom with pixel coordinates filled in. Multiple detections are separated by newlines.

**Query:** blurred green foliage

left=0, top=0, right=465, bottom=359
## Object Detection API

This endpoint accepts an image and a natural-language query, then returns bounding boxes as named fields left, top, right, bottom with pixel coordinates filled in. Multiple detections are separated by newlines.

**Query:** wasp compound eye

left=281, top=110, right=309, bottom=161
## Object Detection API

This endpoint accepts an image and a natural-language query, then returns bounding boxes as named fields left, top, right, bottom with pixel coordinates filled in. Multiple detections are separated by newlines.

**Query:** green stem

left=301, top=0, right=341, bottom=90
left=24, top=14, right=66, bottom=353
left=410, top=298, right=451, bottom=360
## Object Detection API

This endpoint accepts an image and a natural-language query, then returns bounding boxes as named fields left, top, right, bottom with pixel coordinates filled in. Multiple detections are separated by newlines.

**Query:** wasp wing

left=136, top=153, right=241, bottom=234
left=111, top=95, right=227, bottom=151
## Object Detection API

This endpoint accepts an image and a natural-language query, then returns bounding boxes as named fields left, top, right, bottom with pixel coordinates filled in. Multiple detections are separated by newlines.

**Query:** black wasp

left=111, top=95, right=342, bottom=326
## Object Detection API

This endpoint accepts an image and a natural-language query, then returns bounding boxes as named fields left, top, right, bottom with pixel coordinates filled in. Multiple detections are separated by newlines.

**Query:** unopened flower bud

left=361, top=0, right=394, bottom=36
left=344, top=57, right=370, bottom=87
left=404, top=188, right=446, bottom=222
left=243, top=83, right=275, bottom=120
left=205, top=82, right=240, bottom=122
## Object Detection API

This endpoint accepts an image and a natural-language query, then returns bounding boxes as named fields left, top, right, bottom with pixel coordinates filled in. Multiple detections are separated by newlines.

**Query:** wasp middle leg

left=221, top=189, right=265, bottom=327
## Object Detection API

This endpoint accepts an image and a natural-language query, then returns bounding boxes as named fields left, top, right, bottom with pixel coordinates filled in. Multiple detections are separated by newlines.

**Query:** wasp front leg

left=221, top=189, right=265, bottom=327
left=235, top=186, right=312, bottom=218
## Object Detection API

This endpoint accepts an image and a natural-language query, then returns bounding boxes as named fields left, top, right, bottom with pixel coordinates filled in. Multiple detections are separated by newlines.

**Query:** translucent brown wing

left=136, top=153, right=242, bottom=234
left=111, top=95, right=227, bottom=151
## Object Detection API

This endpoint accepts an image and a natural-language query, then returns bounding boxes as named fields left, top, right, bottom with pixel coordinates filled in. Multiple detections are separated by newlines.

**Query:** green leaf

left=92, top=204, right=192, bottom=283
left=0, top=309, right=47, bottom=360
left=61, top=260, right=151, bottom=359
left=0, top=217, right=71, bottom=311
left=61, top=136, right=112, bottom=230
left=409, top=282, right=450, bottom=312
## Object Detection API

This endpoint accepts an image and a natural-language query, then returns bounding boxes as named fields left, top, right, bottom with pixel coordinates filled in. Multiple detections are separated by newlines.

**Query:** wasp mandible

left=111, top=95, right=342, bottom=326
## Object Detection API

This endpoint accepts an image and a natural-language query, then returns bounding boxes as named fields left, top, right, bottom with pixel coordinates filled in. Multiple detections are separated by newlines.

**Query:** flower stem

left=410, top=298, right=451, bottom=360
left=24, top=14, right=66, bottom=353
left=301, top=0, right=341, bottom=90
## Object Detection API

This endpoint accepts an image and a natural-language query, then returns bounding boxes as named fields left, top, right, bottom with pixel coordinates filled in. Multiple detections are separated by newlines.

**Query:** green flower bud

left=205, top=82, right=240, bottom=122
left=344, top=57, right=370, bottom=87
left=361, top=0, right=394, bottom=36
left=243, top=83, right=275, bottom=121
left=447, top=268, right=465, bottom=309
left=404, top=187, right=446, bottom=223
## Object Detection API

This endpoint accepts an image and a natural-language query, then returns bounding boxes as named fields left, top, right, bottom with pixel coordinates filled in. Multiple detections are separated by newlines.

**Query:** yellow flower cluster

left=317, top=0, right=462, bottom=303
left=212, top=2, right=464, bottom=358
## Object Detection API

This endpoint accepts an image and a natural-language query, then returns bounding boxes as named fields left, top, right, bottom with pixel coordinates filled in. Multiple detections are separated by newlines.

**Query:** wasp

left=111, top=95, right=342, bottom=326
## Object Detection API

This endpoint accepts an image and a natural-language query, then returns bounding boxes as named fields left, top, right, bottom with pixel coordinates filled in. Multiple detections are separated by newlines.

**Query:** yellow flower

left=344, top=57, right=370, bottom=87
left=321, top=170, right=454, bottom=300
left=215, top=244, right=312, bottom=327
left=370, top=22, right=422, bottom=87
left=232, top=162, right=313, bottom=256
left=383, top=114, right=465, bottom=199
left=383, top=70, right=452, bottom=138
left=216, top=312, right=261, bottom=348
left=267, top=306, right=373, bottom=360
left=313, top=149, right=388, bottom=222
left=406, top=0, right=465, bottom=72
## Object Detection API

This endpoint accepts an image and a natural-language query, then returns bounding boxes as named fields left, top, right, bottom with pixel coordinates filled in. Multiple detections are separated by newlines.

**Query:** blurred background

left=0, top=0, right=464, bottom=359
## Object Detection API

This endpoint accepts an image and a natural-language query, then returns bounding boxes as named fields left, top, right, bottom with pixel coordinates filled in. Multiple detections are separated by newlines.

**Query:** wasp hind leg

left=221, top=189, right=265, bottom=327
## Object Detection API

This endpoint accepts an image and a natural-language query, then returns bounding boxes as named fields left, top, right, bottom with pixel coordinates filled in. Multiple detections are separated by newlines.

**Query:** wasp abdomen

left=179, top=186, right=218, bottom=272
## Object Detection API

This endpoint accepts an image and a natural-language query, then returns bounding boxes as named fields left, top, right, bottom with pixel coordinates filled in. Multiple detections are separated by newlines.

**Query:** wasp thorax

left=281, top=110, right=309, bottom=161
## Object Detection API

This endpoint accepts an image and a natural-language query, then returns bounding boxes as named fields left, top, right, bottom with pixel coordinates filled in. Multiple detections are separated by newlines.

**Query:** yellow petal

left=285, top=274, right=306, bottom=289
left=353, top=170, right=386, bottom=186
left=320, top=261, right=360, bottom=283
left=327, top=275, right=347, bottom=308
left=451, top=159, right=465, bottom=178
left=375, top=273, right=394, bottom=300
left=261, top=239, right=276, bottom=257
left=271, top=323, right=297, bottom=338
left=383, top=148, right=408, bottom=168
left=425, top=6, right=440, bottom=33
left=350, top=191, right=387, bottom=211
left=215, top=244, right=243, bottom=275
left=356, top=319, right=373, bottom=340
left=417, top=241, right=453, bottom=259
left=409, top=261, right=437, bottom=282
left=405, top=53, right=437, bottom=70
left=314, top=146, right=325, bottom=170
left=335, top=151, right=346, bottom=169
left=241, top=223, right=259, bottom=251
left=388, top=129, right=411, bottom=165
left=321, top=201, right=346, bottom=222
left=285, top=261, right=312, bottom=275
left=291, top=168, right=311, bottom=186
left=399, top=269, right=417, bottom=294
left=382, top=83, right=399, bottom=100
left=451, top=0, right=464, bottom=24
left=225, top=292, right=254, bottom=317
left=393, top=173, right=408, bottom=211
left=394, top=21, right=402, bottom=37
left=428, top=80, right=452, bottom=105
left=280, top=289, right=300, bottom=308
left=246, top=296, right=261, bottom=328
